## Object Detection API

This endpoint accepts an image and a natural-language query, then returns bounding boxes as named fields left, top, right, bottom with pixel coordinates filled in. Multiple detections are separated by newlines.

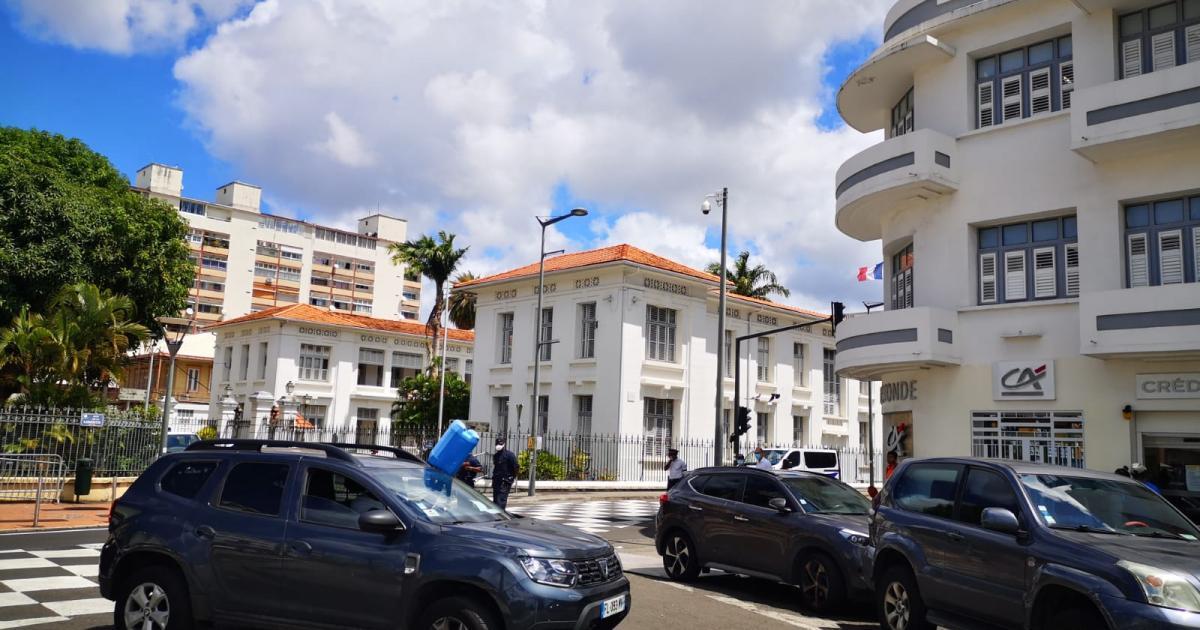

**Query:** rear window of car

left=218, top=463, right=290, bottom=516
left=160, top=461, right=218, bottom=499
left=893, top=463, right=961, bottom=518
left=804, top=452, right=837, bottom=469
left=699, top=474, right=744, bottom=501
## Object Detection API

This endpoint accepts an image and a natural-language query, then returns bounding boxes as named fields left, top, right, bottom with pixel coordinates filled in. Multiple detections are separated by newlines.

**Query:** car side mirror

left=768, top=497, right=791, bottom=513
left=981, top=507, right=1020, bottom=535
left=359, top=510, right=405, bottom=534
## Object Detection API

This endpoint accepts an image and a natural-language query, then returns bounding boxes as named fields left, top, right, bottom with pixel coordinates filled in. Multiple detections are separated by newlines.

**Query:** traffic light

left=732, top=406, right=752, bottom=441
left=831, top=301, right=845, bottom=334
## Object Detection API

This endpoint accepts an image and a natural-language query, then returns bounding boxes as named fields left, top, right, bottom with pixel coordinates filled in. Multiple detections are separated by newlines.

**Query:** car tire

left=113, top=565, right=193, bottom=630
left=661, top=531, right=701, bottom=581
left=876, top=565, right=933, bottom=630
left=798, top=551, right=846, bottom=613
left=1046, top=602, right=1108, bottom=630
left=417, top=596, right=500, bottom=630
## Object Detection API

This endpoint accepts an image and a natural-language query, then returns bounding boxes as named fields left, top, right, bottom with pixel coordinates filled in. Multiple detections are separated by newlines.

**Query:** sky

left=0, top=0, right=889, bottom=316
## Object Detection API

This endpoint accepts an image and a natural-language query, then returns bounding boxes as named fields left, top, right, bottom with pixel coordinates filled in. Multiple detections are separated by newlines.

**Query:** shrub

left=518, top=449, right=565, bottom=481
left=196, top=426, right=218, bottom=441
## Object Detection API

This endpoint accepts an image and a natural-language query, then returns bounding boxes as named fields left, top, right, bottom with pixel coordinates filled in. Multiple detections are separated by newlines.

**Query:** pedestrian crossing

left=508, top=500, right=659, bottom=534
left=0, top=544, right=108, bottom=627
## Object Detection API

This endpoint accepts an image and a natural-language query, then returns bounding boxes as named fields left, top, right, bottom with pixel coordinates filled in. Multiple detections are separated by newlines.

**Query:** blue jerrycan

left=427, top=420, right=480, bottom=477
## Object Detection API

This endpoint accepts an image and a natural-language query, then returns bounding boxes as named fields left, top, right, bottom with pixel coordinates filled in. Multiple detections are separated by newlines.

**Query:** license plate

left=600, top=593, right=627, bottom=619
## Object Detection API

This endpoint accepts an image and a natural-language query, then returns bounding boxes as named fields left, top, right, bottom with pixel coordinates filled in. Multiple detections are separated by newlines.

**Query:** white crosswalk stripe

left=508, top=500, right=659, bottom=534
left=0, top=545, right=107, bottom=627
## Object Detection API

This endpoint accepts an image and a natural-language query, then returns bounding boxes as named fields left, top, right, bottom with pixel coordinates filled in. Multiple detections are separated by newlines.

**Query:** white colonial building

left=833, top=0, right=1200, bottom=485
left=458, top=244, right=880, bottom=462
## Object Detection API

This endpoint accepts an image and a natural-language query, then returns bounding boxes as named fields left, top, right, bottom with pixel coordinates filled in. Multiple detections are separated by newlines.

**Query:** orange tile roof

left=205, top=304, right=475, bottom=342
left=454, top=244, right=723, bottom=289
left=718, top=291, right=829, bottom=320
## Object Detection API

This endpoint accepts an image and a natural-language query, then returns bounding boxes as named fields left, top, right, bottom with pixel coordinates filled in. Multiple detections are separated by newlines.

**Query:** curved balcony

left=834, top=128, right=958, bottom=242
left=883, top=0, right=1020, bottom=46
left=837, top=34, right=955, bottom=133
left=834, top=307, right=960, bottom=379
left=1071, top=63, right=1200, bottom=162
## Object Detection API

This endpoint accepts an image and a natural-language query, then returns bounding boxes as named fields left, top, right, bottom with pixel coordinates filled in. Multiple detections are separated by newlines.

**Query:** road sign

left=80, top=412, right=106, bottom=428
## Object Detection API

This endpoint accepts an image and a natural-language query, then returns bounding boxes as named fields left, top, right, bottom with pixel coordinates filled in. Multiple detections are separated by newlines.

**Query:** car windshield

left=371, top=466, right=510, bottom=525
left=760, top=450, right=788, bottom=465
left=782, top=476, right=871, bottom=515
left=166, top=434, right=198, bottom=449
left=1020, top=474, right=1200, bottom=539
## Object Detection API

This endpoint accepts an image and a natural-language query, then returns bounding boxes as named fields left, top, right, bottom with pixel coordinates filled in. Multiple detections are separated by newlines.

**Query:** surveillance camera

left=701, top=199, right=712, bottom=215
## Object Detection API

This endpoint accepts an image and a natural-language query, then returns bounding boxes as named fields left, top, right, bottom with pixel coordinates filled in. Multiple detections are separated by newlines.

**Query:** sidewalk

left=0, top=501, right=110, bottom=532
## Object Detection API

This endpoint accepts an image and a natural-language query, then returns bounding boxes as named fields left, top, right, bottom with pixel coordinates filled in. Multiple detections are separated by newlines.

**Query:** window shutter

left=980, top=253, right=998, bottom=304
left=1128, top=232, right=1150, bottom=287
left=977, top=82, right=994, bottom=128
left=1187, top=24, right=1200, bottom=64
left=904, top=269, right=914, bottom=308
left=1159, top=230, right=1185, bottom=285
left=1033, top=247, right=1057, bottom=298
left=1122, top=39, right=1143, bottom=78
left=1152, top=31, right=1177, bottom=72
left=1194, top=228, right=1200, bottom=282
left=1030, top=68, right=1051, bottom=115
left=1059, top=61, right=1074, bottom=109
left=1005, top=250, right=1027, bottom=301
left=1001, top=75, right=1022, bottom=123
left=1064, top=243, right=1080, bottom=297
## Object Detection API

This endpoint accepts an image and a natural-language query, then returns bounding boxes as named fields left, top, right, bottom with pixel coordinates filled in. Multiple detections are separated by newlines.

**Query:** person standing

left=664, top=448, right=687, bottom=490
left=754, top=447, right=773, bottom=470
left=457, top=452, right=483, bottom=488
left=491, top=437, right=519, bottom=509
left=885, top=451, right=898, bottom=480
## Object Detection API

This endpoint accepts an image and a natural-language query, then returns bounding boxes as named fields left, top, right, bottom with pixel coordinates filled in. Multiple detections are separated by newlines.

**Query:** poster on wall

left=883, top=411, right=913, bottom=458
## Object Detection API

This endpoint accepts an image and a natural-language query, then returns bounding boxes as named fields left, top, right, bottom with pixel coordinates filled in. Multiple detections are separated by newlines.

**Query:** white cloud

left=8, top=0, right=251, bottom=54
left=312, top=111, right=375, bottom=167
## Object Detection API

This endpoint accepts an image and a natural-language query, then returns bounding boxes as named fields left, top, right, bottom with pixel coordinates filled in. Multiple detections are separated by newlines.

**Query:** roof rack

left=183, top=439, right=426, bottom=465
left=325, top=443, right=425, bottom=464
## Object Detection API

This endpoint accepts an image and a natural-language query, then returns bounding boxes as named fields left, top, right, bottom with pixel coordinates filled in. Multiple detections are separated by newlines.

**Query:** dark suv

left=655, top=466, right=873, bottom=612
left=99, top=440, right=630, bottom=630
left=870, top=457, right=1200, bottom=630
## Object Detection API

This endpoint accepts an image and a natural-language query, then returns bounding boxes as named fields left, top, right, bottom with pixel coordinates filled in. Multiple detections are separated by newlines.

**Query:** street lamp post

left=156, top=308, right=195, bottom=457
left=703, top=189, right=729, bottom=466
left=529, top=207, right=588, bottom=496
left=863, top=301, right=883, bottom=495
left=436, top=286, right=451, bottom=433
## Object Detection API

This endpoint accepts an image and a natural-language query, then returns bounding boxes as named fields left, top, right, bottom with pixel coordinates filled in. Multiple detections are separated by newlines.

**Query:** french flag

left=857, top=262, right=883, bottom=282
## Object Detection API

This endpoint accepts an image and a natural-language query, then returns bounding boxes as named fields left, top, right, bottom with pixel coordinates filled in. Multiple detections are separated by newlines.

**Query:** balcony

left=1071, top=63, right=1200, bottom=161
left=838, top=34, right=955, bottom=133
left=1080, top=284, right=1200, bottom=358
left=834, top=306, right=960, bottom=379
left=835, top=128, right=958, bottom=241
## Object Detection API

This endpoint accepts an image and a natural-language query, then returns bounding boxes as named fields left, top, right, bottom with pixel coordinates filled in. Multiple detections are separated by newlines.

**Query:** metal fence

left=0, top=407, right=163, bottom=481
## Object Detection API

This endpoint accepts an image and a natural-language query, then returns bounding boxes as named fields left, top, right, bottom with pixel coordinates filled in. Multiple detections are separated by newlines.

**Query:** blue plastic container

left=427, top=420, right=480, bottom=477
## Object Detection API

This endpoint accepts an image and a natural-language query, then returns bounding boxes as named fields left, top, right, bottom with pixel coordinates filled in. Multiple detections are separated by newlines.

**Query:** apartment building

left=832, top=0, right=1200, bottom=488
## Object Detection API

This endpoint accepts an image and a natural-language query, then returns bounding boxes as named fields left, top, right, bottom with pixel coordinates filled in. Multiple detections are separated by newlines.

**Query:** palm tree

left=448, top=271, right=477, bottom=330
left=388, top=232, right=468, bottom=363
left=0, top=306, right=58, bottom=398
left=706, top=251, right=791, bottom=300
left=49, top=283, right=149, bottom=389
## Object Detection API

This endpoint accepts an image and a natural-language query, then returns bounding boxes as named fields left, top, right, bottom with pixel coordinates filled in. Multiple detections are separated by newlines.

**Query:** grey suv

left=99, top=440, right=630, bottom=630
left=870, top=457, right=1200, bottom=630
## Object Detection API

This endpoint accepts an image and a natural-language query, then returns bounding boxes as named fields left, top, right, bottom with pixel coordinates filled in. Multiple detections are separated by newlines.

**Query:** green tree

left=0, top=127, right=194, bottom=330
left=706, top=250, right=791, bottom=300
left=388, top=231, right=468, bottom=361
left=390, top=370, right=470, bottom=428
left=448, top=271, right=477, bottom=330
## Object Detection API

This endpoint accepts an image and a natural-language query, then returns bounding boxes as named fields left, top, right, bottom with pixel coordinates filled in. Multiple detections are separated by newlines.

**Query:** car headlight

left=838, top=528, right=870, bottom=547
left=1119, top=560, right=1200, bottom=613
left=520, top=556, right=578, bottom=587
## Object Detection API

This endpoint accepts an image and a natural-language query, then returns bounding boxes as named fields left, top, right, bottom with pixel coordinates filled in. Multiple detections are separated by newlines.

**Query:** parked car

left=162, top=432, right=199, bottom=454
left=655, top=466, right=872, bottom=612
left=100, top=439, right=630, bottom=630
left=755, top=448, right=841, bottom=477
left=869, top=457, right=1200, bottom=630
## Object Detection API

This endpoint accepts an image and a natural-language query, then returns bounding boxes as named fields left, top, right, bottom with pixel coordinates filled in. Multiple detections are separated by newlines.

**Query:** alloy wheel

left=124, top=582, right=170, bottom=630
left=883, top=580, right=910, bottom=630
left=431, top=617, right=469, bottom=630
left=663, top=535, right=690, bottom=577
left=801, top=560, right=830, bottom=607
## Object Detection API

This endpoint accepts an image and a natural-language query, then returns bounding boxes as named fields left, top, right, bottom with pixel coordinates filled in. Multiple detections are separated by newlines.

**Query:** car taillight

left=659, top=493, right=669, bottom=505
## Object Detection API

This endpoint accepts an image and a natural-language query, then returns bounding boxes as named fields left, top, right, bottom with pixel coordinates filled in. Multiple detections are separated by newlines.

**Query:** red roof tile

left=205, top=304, right=475, bottom=342
left=719, top=291, right=829, bottom=320
left=454, top=244, right=723, bottom=289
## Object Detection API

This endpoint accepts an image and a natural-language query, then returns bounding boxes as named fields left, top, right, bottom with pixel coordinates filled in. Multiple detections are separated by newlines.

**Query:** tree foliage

left=0, top=127, right=194, bottom=331
left=388, top=231, right=468, bottom=359
left=706, top=250, right=791, bottom=299
left=448, top=271, right=477, bottom=330
left=390, top=370, right=470, bottom=428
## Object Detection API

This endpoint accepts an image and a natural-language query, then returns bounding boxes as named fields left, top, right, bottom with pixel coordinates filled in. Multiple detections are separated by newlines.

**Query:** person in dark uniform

left=491, top=437, right=519, bottom=510
left=457, top=452, right=483, bottom=488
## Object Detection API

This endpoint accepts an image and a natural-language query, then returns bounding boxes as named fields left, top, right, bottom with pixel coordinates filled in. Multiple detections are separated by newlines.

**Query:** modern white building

left=458, top=244, right=880, bottom=468
left=832, top=0, right=1200, bottom=488
left=203, top=304, right=473, bottom=436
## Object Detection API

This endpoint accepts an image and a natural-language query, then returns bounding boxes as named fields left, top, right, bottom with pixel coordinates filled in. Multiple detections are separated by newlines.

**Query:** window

left=646, top=305, right=677, bottom=362
left=221, top=346, right=232, bottom=382
left=697, top=474, right=744, bottom=501
left=957, top=468, right=1022, bottom=526
left=579, top=302, right=597, bottom=359
left=1124, top=196, right=1200, bottom=286
left=499, top=312, right=514, bottom=364
left=756, top=337, right=771, bottom=382
left=742, top=475, right=788, bottom=509
left=1119, top=2, right=1200, bottom=79
left=978, top=215, right=1077, bottom=304
left=219, top=463, right=290, bottom=516
left=357, top=348, right=385, bottom=387
left=756, top=412, right=770, bottom=445
left=302, top=405, right=327, bottom=428
left=299, top=344, right=331, bottom=381
left=161, top=461, right=218, bottom=499
left=444, top=357, right=459, bottom=374
left=259, top=217, right=302, bottom=234
left=539, top=307, right=553, bottom=361
left=644, top=397, right=673, bottom=456
left=891, top=243, right=914, bottom=309
left=402, top=290, right=419, bottom=301
left=180, top=200, right=206, bottom=216
left=301, top=468, right=389, bottom=529
left=201, top=255, right=227, bottom=271
left=352, top=299, right=372, bottom=314
left=186, top=368, right=200, bottom=392
left=893, top=463, right=962, bottom=518
left=195, top=302, right=223, bottom=315
left=823, top=349, right=839, bottom=416
left=493, top=397, right=510, bottom=433
left=793, top=342, right=805, bottom=387
left=536, top=395, right=549, bottom=435
left=890, top=87, right=914, bottom=138
left=793, top=415, right=804, bottom=446
left=390, top=351, right=422, bottom=383
left=239, top=344, right=250, bottom=380
left=464, top=359, right=472, bottom=384
left=575, top=395, right=593, bottom=435
left=258, top=342, right=268, bottom=379
left=971, top=411, right=1085, bottom=468
left=356, top=408, right=379, bottom=443
left=724, top=330, right=733, bottom=378
left=975, top=35, right=1072, bottom=128
left=197, top=280, right=224, bottom=293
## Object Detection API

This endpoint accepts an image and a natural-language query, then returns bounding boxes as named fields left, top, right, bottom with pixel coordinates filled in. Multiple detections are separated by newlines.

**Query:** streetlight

left=703, top=188, right=729, bottom=466
left=864, top=301, right=883, bottom=496
left=156, top=307, right=195, bottom=456
left=436, top=285, right=451, bottom=433
left=529, top=207, right=588, bottom=496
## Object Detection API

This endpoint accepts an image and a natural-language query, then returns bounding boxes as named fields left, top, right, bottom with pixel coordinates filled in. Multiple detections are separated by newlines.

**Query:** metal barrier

left=0, top=455, right=65, bottom=526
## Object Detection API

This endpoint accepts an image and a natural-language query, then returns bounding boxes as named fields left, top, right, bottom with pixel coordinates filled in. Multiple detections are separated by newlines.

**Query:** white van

left=754, top=448, right=841, bottom=478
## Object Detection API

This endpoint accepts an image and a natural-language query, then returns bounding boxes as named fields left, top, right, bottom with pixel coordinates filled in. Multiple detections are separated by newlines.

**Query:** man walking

left=491, top=437, right=518, bottom=510
left=664, top=448, right=687, bottom=490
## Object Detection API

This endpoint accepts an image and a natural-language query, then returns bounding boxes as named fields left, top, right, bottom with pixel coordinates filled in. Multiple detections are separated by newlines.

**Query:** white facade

left=461, top=245, right=881, bottom=465
left=833, top=0, right=1200, bottom=486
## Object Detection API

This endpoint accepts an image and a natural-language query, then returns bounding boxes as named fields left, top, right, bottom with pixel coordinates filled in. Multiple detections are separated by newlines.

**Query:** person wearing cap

left=664, top=448, right=687, bottom=490
left=491, top=437, right=519, bottom=509
left=1130, top=463, right=1162, bottom=495
left=754, top=446, right=773, bottom=470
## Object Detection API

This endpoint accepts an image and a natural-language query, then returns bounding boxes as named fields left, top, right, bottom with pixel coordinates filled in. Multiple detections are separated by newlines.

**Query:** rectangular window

left=357, top=348, right=384, bottom=387
left=444, top=357, right=459, bottom=374
left=971, top=411, right=1084, bottom=468
left=390, top=351, right=422, bottom=386
left=300, top=469, right=386, bottom=529
left=222, top=346, right=232, bottom=382
left=539, top=307, right=553, bottom=361
left=793, top=342, right=805, bottom=387
left=756, top=412, right=770, bottom=445
left=578, top=302, right=597, bottom=359
left=537, top=395, right=549, bottom=435
left=575, top=395, right=593, bottom=436
left=356, top=408, right=379, bottom=443
left=793, top=415, right=804, bottom=446
left=494, top=397, right=510, bottom=433
left=186, top=368, right=200, bottom=392
left=890, top=87, right=914, bottom=138
left=756, top=337, right=771, bottom=382
left=201, top=255, right=228, bottom=271
left=1124, top=196, right=1200, bottom=286
left=499, top=312, right=514, bottom=364
left=823, top=348, right=839, bottom=416
left=645, top=305, right=677, bottom=362
left=975, top=35, right=1072, bottom=128
left=180, top=200, right=206, bottom=216
left=464, top=359, right=472, bottom=385
left=1120, top=3, right=1200, bottom=78
left=891, top=243, right=914, bottom=309
left=239, top=344, right=250, bottom=380
left=258, top=342, right=268, bottom=379
left=303, top=405, right=327, bottom=429
left=218, top=463, right=289, bottom=516
left=978, top=215, right=1077, bottom=304
left=299, top=344, right=331, bottom=381
left=644, top=398, right=673, bottom=457
left=724, top=330, right=733, bottom=378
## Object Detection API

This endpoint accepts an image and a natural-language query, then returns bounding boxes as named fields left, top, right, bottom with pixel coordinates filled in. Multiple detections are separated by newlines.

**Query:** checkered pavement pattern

left=508, top=500, right=659, bottom=534
left=0, top=544, right=109, bottom=627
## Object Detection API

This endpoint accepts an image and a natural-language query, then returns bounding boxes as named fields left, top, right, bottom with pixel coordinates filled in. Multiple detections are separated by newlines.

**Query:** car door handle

left=946, top=531, right=965, bottom=542
left=688, top=504, right=704, bottom=512
left=733, top=515, right=750, bottom=522
left=195, top=526, right=215, bottom=540
left=288, top=540, right=313, bottom=556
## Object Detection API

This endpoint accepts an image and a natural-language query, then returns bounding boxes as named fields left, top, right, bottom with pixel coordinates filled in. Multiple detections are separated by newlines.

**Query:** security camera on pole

left=702, top=188, right=729, bottom=466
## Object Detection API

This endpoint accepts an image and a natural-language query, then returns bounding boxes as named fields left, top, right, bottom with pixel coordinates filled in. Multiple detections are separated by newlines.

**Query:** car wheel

left=1046, top=602, right=1107, bottom=630
left=798, top=552, right=846, bottom=613
left=113, top=565, right=193, bottom=630
left=877, top=566, right=933, bottom=630
left=417, top=596, right=500, bottom=630
left=662, top=532, right=701, bottom=581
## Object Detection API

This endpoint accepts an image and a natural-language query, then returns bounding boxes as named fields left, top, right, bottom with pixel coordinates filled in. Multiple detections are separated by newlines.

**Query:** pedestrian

left=754, top=447, right=773, bottom=470
left=664, top=448, right=687, bottom=490
left=491, top=437, right=519, bottom=510
left=734, top=452, right=746, bottom=467
left=885, top=451, right=898, bottom=480
left=457, top=452, right=483, bottom=488
left=1130, top=463, right=1162, bottom=495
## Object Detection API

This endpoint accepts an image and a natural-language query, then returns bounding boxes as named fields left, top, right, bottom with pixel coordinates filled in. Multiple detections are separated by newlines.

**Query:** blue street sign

left=80, top=412, right=106, bottom=428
